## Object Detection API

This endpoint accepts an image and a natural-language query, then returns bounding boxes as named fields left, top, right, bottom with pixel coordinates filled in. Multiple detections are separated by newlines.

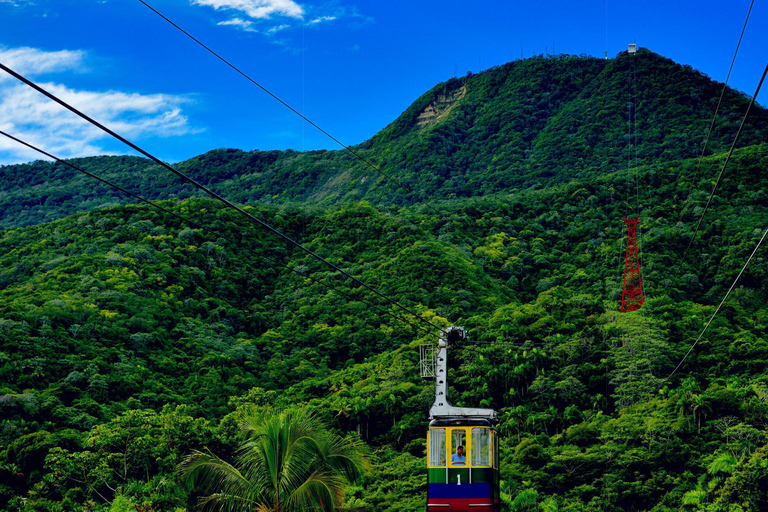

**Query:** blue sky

left=0, top=0, right=766, bottom=165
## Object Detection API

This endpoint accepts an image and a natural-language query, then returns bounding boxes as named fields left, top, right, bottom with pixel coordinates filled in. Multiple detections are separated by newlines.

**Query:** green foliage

left=179, top=406, right=367, bottom=512
left=2, top=51, right=768, bottom=511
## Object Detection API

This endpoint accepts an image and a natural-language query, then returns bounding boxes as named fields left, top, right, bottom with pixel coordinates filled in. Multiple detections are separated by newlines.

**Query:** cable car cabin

left=427, top=418, right=500, bottom=511
left=422, top=326, right=500, bottom=511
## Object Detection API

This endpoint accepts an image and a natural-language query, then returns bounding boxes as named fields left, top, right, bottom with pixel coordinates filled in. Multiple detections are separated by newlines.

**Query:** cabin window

left=472, top=428, right=492, bottom=466
left=429, top=428, right=446, bottom=466
left=450, top=429, right=467, bottom=465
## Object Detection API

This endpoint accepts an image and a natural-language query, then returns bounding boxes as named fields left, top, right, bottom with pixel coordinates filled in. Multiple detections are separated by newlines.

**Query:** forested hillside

left=2, top=49, right=768, bottom=228
left=2, top=50, right=768, bottom=511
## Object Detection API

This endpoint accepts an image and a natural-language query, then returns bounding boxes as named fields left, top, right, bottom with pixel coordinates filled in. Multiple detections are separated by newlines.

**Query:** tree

left=690, top=394, right=711, bottom=434
left=179, top=406, right=367, bottom=512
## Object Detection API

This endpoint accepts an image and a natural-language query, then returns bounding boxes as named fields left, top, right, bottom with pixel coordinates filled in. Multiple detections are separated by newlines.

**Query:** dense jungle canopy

left=1, top=49, right=768, bottom=511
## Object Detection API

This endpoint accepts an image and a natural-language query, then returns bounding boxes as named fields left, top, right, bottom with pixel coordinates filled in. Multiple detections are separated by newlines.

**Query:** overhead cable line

left=633, top=50, right=639, bottom=215
left=631, top=50, right=649, bottom=305
left=0, top=128, right=436, bottom=337
left=678, top=0, right=756, bottom=223
left=467, top=340, right=549, bottom=347
left=679, top=60, right=768, bottom=269
left=467, top=334, right=595, bottom=347
left=0, top=61, right=445, bottom=335
left=138, top=0, right=443, bottom=216
left=667, top=224, right=768, bottom=379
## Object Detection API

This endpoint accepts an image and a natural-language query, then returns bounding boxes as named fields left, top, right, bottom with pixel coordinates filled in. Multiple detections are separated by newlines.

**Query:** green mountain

left=2, top=49, right=767, bottom=229
left=1, top=50, right=768, bottom=511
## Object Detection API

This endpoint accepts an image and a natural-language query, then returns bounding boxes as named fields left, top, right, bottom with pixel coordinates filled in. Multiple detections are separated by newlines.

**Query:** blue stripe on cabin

left=428, top=483, right=492, bottom=499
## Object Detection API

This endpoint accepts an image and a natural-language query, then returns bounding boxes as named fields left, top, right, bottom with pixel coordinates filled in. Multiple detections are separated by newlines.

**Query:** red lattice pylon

left=620, top=216, right=644, bottom=312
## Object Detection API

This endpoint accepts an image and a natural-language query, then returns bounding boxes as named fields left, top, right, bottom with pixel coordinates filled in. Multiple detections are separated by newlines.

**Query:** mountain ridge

left=2, top=49, right=767, bottom=229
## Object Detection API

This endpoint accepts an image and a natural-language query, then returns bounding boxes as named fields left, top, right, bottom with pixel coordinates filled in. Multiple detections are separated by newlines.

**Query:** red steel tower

left=620, top=216, right=644, bottom=312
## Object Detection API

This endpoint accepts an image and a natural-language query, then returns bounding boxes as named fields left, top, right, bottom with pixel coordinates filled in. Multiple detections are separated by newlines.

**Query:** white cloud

left=0, top=46, right=86, bottom=81
left=0, top=47, right=199, bottom=165
left=266, top=24, right=289, bottom=35
left=191, top=0, right=303, bottom=20
left=307, top=15, right=335, bottom=25
left=217, top=17, right=258, bottom=32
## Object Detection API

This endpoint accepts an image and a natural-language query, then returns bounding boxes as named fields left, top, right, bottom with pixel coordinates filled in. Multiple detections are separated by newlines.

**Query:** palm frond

left=179, top=450, right=262, bottom=511
left=199, top=491, right=267, bottom=512
left=179, top=406, right=367, bottom=512
left=287, top=471, right=346, bottom=512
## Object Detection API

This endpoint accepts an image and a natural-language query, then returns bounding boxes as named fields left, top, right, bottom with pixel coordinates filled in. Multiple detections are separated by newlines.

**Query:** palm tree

left=179, top=406, right=367, bottom=512
left=690, top=393, right=711, bottom=433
